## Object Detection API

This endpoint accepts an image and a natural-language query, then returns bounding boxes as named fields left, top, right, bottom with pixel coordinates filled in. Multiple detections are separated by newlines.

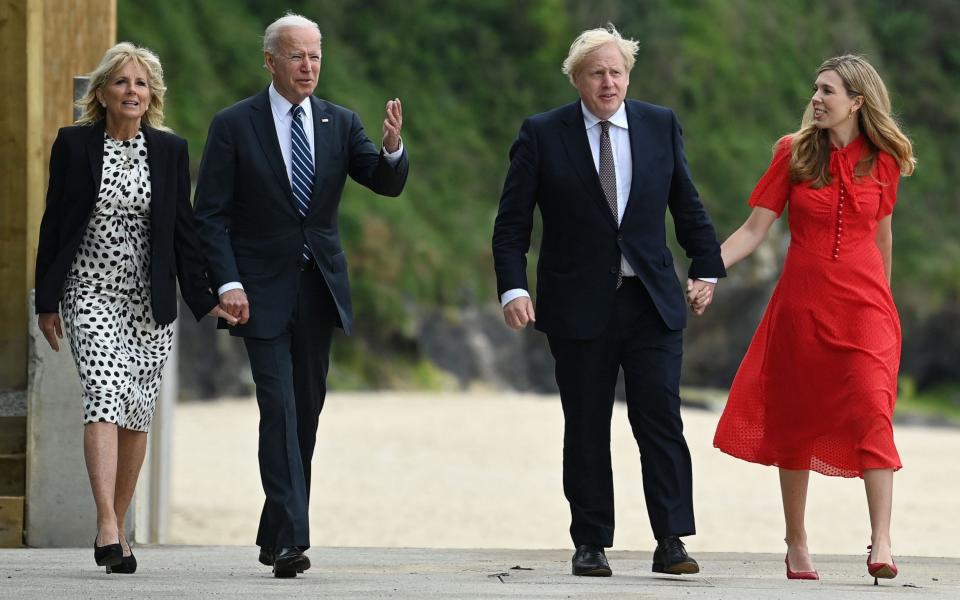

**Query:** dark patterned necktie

left=291, top=104, right=315, bottom=264
left=599, top=120, right=622, bottom=289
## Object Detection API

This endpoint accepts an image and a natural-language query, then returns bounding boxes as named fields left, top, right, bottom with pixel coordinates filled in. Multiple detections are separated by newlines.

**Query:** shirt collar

left=268, top=83, right=312, bottom=121
left=581, top=101, right=629, bottom=131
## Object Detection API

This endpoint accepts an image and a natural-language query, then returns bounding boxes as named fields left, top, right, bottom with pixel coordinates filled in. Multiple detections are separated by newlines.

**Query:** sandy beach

left=170, top=392, right=959, bottom=557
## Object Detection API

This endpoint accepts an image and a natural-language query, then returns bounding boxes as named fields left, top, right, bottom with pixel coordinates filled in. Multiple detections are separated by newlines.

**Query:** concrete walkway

left=1, top=547, right=956, bottom=599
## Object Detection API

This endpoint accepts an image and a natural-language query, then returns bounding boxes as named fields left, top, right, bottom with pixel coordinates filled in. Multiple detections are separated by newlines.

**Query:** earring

left=101, top=101, right=107, bottom=107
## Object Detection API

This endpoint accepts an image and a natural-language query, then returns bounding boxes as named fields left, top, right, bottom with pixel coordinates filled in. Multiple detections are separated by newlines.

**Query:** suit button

left=609, top=266, right=619, bottom=274
left=617, top=234, right=623, bottom=241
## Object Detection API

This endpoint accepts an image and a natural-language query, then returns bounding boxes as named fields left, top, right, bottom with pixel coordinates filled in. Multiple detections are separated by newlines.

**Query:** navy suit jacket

left=492, top=100, right=725, bottom=339
left=193, top=88, right=409, bottom=338
left=35, top=119, right=217, bottom=323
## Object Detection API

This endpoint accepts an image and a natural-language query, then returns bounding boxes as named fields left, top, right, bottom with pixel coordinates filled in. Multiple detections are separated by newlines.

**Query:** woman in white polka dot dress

left=34, top=43, right=236, bottom=573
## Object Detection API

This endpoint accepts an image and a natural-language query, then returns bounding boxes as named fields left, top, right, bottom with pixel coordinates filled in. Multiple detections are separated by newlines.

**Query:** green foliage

left=897, top=376, right=960, bottom=424
left=119, top=0, right=959, bottom=386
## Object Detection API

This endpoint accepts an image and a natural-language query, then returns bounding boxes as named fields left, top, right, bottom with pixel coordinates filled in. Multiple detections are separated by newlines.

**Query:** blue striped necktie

left=290, top=104, right=314, bottom=264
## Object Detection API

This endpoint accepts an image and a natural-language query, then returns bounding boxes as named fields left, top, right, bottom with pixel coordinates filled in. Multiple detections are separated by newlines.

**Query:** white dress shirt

left=218, top=84, right=404, bottom=296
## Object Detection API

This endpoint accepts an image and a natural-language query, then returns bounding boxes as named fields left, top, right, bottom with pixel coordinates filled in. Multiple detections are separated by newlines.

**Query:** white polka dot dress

left=61, top=131, right=172, bottom=432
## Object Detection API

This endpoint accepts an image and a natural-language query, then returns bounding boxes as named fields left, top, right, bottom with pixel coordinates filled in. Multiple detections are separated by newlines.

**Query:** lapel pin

left=321, top=118, right=329, bottom=123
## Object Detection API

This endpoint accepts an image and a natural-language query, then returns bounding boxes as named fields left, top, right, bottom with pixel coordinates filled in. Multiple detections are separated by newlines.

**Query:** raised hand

left=503, top=296, right=536, bottom=330
left=219, top=288, right=250, bottom=325
left=383, top=98, right=402, bottom=153
left=38, top=313, right=63, bottom=352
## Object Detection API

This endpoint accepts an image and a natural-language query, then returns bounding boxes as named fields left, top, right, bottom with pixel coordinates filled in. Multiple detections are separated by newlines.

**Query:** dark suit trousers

left=547, top=278, right=695, bottom=547
left=243, top=268, right=337, bottom=551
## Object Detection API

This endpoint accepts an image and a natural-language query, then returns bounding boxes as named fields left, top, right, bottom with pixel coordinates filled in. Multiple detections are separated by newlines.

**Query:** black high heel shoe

left=93, top=537, right=123, bottom=573
left=111, top=551, right=137, bottom=574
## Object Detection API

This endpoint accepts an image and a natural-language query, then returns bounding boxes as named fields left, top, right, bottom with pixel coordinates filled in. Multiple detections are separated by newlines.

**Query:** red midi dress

left=713, top=135, right=903, bottom=478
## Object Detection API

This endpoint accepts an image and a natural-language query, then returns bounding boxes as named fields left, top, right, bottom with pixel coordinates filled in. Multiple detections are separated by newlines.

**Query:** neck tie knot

left=600, top=120, right=611, bottom=134
left=291, top=104, right=304, bottom=119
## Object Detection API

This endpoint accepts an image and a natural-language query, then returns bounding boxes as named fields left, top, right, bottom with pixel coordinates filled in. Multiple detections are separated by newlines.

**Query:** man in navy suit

left=194, top=13, right=408, bottom=577
left=492, top=25, right=723, bottom=577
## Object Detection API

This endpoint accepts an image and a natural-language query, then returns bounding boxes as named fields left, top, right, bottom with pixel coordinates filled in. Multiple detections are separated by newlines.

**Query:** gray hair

left=263, top=13, right=322, bottom=54
left=561, top=24, right=639, bottom=85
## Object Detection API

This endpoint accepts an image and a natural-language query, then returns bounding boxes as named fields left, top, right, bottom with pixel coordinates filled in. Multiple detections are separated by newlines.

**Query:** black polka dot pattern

left=61, top=131, right=170, bottom=432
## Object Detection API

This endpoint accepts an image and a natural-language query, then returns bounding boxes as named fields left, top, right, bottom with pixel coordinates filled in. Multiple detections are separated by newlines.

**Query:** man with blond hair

left=194, top=13, right=408, bottom=577
left=492, top=25, right=723, bottom=576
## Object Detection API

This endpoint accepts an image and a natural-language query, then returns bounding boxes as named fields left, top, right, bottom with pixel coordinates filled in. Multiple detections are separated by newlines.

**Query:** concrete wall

left=25, top=291, right=147, bottom=547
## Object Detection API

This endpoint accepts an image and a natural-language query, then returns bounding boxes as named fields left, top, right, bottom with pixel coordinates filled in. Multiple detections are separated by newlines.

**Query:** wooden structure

left=0, top=0, right=116, bottom=547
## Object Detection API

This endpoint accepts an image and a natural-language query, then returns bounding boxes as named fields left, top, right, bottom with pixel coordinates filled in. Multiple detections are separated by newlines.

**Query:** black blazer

left=34, top=120, right=217, bottom=323
left=193, top=88, right=409, bottom=339
left=492, top=100, right=725, bottom=339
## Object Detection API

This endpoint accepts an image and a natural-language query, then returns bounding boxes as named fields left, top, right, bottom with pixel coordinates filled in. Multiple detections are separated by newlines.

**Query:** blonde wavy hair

left=76, top=42, right=168, bottom=130
left=789, top=55, right=915, bottom=187
left=561, top=24, right=639, bottom=85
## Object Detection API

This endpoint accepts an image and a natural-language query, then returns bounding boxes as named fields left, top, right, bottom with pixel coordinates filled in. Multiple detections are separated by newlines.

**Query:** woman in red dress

left=703, top=55, right=915, bottom=583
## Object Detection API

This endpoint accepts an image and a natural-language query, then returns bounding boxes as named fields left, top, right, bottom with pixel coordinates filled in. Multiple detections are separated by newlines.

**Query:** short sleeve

left=875, top=152, right=901, bottom=220
left=748, top=135, right=793, bottom=217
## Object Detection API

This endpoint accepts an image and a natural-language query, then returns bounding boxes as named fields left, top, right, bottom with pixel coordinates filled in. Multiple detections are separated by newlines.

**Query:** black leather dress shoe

left=258, top=547, right=274, bottom=567
left=273, top=547, right=311, bottom=578
left=652, top=536, right=699, bottom=575
left=572, top=544, right=612, bottom=577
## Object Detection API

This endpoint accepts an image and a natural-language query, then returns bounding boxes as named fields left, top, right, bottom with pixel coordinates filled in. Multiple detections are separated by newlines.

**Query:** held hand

left=207, top=305, right=239, bottom=326
left=686, top=279, right=716, bottom=316
left=219, top=289, right=250, bottom=325
left=38, top=313, right=64, bottom=352
left=382, top=98, right=402, bottom=153
left=503, top=296, right=536, bottom=330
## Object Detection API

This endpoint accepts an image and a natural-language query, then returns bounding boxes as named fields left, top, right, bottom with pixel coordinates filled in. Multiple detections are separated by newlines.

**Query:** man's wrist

left=217, top=281, right=244, bottom=296
left=500, top=288, right=530, bottom=308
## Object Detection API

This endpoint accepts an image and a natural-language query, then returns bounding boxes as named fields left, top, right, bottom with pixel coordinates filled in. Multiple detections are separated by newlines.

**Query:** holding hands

left=208, top=304, right=239, bottom=326
left=217, top=289, right=249, bottom=326
left=383, top=98, right=403, bottom=153
left=686, top=279, right=715, bottom=316
left=38, top=301, right=239, bottom=352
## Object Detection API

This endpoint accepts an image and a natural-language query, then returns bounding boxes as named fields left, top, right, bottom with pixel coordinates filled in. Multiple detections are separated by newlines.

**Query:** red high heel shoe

left=866, top=544, right=898, bottom=585
left=785, top=555, right=819, bottom=580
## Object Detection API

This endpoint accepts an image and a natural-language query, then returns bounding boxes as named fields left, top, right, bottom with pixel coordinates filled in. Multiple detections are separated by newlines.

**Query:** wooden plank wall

left=0, top=0, right=115, bottom=389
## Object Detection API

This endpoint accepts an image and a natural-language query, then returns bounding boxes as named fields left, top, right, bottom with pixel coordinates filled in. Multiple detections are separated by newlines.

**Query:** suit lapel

left=249, top=89, right=294, bottom=203
left=86, top=119, right=107, bottom=194
left=620, top=101, right=651, bottom=227
left=142, top=126, right=166, bottom=245
left=559, top=102, right=618, bottom=229
left=309, top=97, right=333, bottom=213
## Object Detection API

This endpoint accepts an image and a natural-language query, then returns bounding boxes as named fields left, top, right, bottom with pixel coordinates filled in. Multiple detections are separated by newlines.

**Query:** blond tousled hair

left=75, top=42, right=168, bottom=130
left=790, top=54, right=915, bottom=187
left=561, top=24, right=639, bottom=85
